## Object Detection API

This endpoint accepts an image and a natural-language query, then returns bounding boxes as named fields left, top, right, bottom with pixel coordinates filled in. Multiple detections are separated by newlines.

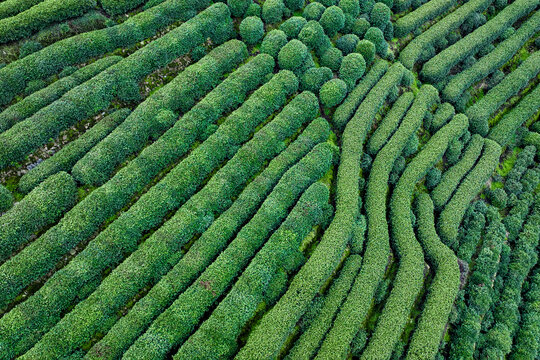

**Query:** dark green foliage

left=359, top=0, right=375, bottom=13
left=0, top=0, right=96, bottom=43
left=280, top=16, right=307, bottom=39
left=23, top=79, right=47, bottom=96
left=320, top=46, right=343, bottom=71
left=301, top=66, right=333, bottom=93
left=383, top=22, right=394, bottom=40
left=86, top=118, right=330, bottom=360
left=389, top=155, right=406, bottom=184
left=426, top=167, right=441, bottom=190
left=19, top=40, right=42, bottom=59
left=352, top=17, right=370, bottom=37
left=319, top=6, right=345, bottom=37
left=339, top=53, right=366, bottom=90
left=355, top=39, right=376, bottom=64
left=298, top=20, right=332, bottom=56
left=438, top=139, right=501, bottom=249
left=0, top=0, right=44, bottom=20
left=228, top=0, right=252, bottom=17
left=339, top=0, right=359, bottom=16
left=510, top=271, right=540, bottom=360
left=336, top=33, right=359, bottom=54
left=320, top=0, right=338, bottom=6
left=445, top=138, right=464, bottom=166
left=320, top=78, right=348, bottom=107
left=0, top=56, right=121, bottom=133
left=0, top=56, right=277, bottom=359
left=278, top=39, right=309, bottom=70
left=403, top=134, right=419, bottom=158
left=0, top=172, right=77, bottom=263
left=261, top=29, right=288, bottom=58
left=303, top=2, right=325, bottom=21
left=245, top=2, right=261, bottom=16
left=0, top=184, right=13, bottom=213
left=457, top=201, right=486, bottom=262
left=370, top=2, right=391, bottom=29
left=421, top=0, right=538, bottom=83
left=262, top=0, right=285, bottom=24
left=365, top=26, right=387, bottom=56
left=487, top=188, right=508, bottom=209
left=19, top=109, right=131, bottom=194
left=240, top=16, right=264, bottom=45
left=72, top=40, right=247, bottom=186
left=284, top=0, right=305, bottom=10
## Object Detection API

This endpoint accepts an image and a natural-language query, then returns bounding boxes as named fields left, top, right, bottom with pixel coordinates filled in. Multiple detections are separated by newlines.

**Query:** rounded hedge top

left=336, top=33, right=359, bottom=55
left=370, top=2, right=391, bottom=29
left=262, top=0, right=285, bottom=24
left=240, top=16, right=265, bottom=45
left=320, top=46, right=343, bottom=71
left=284, top=0, right=305, bottom=11
left=227, top=0, right=252, bottom=17
left=355, top=39, right=375, bottom=64
left=245, top=3, right=261, bottom=16
left=261, top=29, right=288, bottom=58
left=280, top=16, right=308, bottom=39
left=0, top=185, right=13, bottom=213
left=364, top=26, right=387, bottom=56
left=351, top=18, right=370, bottom=38
left=320, top=6, right=345, bottom=37
left=303, top=2, right=326, bottom=21
left=319, top=78, right=348, bottom=107
left=339, top=0, right=359, bottom=17
left=301, top=66, right=333, bottom=93
left=278, top=39, right=309, bottom=70
left=339, top=52, right=366, bottom=90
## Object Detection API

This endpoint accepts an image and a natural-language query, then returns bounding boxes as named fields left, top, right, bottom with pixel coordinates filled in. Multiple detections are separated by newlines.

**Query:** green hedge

left=0, top=171, right=76, bottom=263
left=431, top=134, right=484, bottom=209
left=85, top=117, right=330, bottom=360
left=339, top=53, right=366, bottom=90
left=510, top=271, right=540, bottom=360
left=395, top=0, right=457, bottom=37
left=301, top=66, right=333, bottom=93
left=406, top=193, right=460, bottom=360
left=0, top=3, right=234, bottom=170
left=286, top=255, right=362, bottom=360
left=100, top=0, right=147, bottom=15
left=438, top=139, right=501, bottom=249
left=237, top=63, right=406, bottom=360
left=262, top=0, right=285, bottom=24
left=280, top=16, right=307, bottom=38
left=320, top=5, right=345, bottom=36
left=85, top=118, right=330, bottom=360
left=370, top=2, right=391, bottom=29
left=420, top=0, right=538, bottom=83
left=18, top=109, right=130, bottom=194
left=367, top=92, right=414, bottom=155
left=488, top=84, right=540, bottom=146
left=0, top=0, right=96, bottom=43
left=457, top=202, right=487, bottom=262
left=443, top=11, right=540, bottom=105
left=0, top=56, right=121, bottom=133
left=72, top=39, right=246, bottom=186
left=320, top=87, right=437, bottom=360
left=174, top=182, right=330, bottom=359
left=0, top=0, right=44, bottom=20
left=278, top=39, right=309, bottom=71
left=122, top=143, right=333, bottom=359
left=0, top=56, right=277, bottom=360
left=0, top=0, right=212, bottom=106
left=333, top=59, right=388, bottom=130
left=467, top=50, right=540, bottom=136
left=0, top=184, right=13, bottom=213
left=448, top=207, right=507, bottom=359
left=430, top=102, right=455, bottom=133
left=21, top=90, right=320, bottom=360
left=399, top=0, right=492, bottom=69
left=303, top=2, right=325, bottom=21
left=360, top=114, right=468, bottom=360
left=481, top=198, right=540, bottom=358
left=320, top=78, right=348, bottom=107
left=240, top=16, right=264, bottom=44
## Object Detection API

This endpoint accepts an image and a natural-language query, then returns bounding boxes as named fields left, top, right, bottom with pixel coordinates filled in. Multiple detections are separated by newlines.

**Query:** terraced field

left=0, top=0, right=538, bottom=359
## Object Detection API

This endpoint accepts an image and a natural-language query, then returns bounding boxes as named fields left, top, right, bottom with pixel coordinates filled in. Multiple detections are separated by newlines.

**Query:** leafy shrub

left=18, top=40, right=42, bottom=59
left=301, top=66, right=333, bottom=93
left=298, top=20, right=332, bottom=56
left=355, top=39, right=376, bottom=64
left=364, top=26, right=387, bottom=56
left=320, top=46, right=343, bottom=70
left=352, top=17, right=370, bottom=37
left=262, top=0, right=285, bottom=24
left=278, top=39, right=309, bottom=70
left=320, top=6, right=345, bottom=37
left=395, top=0, right=459, bottom=37
left=303, top=2, right=325, bottom=20
left=0, top=184, right=13, bottom=213
left=336, top=33, right=359, bottom=54
left=240, top=16, right=264, bottom=45
left=261, top=29, right=288, bottom=58
left=487, top=188, right=508, bottom=209
left=320, top=78, right=348, bottom=107
left=339, top=0, right=359, bottom=16
left=370, top=2, right=391, bottom=29
left=280, top=16, right=307, bottom=39
left=284, top=0, right=305, bottom=10
left=339, top=53, right=366, bottom=90
left=426, top=167, right=442, bottom=190
left=245, top=2, right=261, bottom=16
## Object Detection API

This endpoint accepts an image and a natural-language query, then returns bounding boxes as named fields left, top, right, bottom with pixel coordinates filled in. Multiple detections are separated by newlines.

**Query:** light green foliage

left=261, top=29, right=288, bottom=58
left=280, top=16, right=307, bottom=39
left=320, top=6, right=345, bottom=37
left=240, top=16, right=264, bottom=45
left=319, top=78, right=348, bottom=107
left=278, top=39, right=309, bottom=70
left=339, top=53, right=366, bottom=90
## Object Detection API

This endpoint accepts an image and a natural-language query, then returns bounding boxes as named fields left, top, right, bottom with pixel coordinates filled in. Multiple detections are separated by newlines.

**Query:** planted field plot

left=0, top=0, right=538, bottom=359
